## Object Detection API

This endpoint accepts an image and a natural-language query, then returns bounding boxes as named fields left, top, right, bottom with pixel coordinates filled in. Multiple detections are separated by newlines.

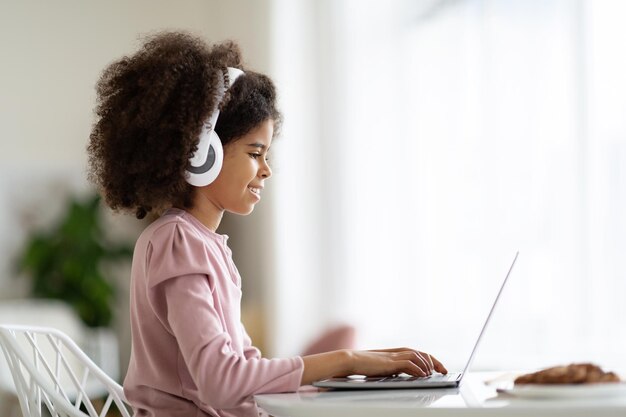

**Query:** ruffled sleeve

left=145, top=221, right=214, bottom=289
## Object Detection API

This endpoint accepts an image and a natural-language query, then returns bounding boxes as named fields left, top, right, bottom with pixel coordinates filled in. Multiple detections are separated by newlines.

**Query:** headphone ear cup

left=185, top=130, right=224, bottom=187
left=205, top=131, right=224, bottom=184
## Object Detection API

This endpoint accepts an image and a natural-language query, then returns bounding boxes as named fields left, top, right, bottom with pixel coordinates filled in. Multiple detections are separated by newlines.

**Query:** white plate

left=498, top=383, right=626, bottom=399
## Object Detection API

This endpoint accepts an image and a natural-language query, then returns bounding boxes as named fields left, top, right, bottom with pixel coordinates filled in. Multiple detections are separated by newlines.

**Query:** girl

left=88, top=31, right=446, bottom=417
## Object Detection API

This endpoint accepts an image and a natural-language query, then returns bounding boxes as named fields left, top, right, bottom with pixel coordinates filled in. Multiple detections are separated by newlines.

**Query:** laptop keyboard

left=374, top=373, right=458, bottom=383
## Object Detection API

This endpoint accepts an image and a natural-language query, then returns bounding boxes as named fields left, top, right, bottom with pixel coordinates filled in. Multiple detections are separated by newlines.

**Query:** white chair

left=0, top=298, right=121, bottom=390
left=0, top=325, right=131, bottom=417
left=0, top=299, right=122, bottom=416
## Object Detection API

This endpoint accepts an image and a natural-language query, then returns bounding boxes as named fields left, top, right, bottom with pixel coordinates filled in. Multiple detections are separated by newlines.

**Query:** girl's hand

left=301, top=348, right=447, bottom=386
left=343, top=348, right=447, bottom=377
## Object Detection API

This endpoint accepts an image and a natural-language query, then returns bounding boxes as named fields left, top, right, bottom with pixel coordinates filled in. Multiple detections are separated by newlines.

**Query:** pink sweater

left=124, top=208, right=304, bottom=417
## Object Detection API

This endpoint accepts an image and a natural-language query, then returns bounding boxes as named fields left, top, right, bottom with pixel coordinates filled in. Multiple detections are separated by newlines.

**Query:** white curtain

left=269, top=0, right=626, bottom=373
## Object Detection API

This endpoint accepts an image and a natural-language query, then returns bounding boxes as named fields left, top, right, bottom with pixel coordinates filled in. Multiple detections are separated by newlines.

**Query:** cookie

left=515, top=363, right=620, bottom=385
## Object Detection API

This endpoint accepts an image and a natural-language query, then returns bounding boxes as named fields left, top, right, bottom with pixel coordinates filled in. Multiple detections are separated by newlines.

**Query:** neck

left=185, top=189, right=224, bottom=232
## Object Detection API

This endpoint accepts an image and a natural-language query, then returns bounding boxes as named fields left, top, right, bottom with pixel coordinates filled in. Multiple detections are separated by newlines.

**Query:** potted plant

left=16, top=193, right=133, bottom=328
left=16, top=193, right=133, bottom=329
left=14, top=193, right=134, bottom=379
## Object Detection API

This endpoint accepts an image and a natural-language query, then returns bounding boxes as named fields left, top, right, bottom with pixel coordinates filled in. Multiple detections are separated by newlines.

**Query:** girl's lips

left=248, top=186, right=261, bottom=200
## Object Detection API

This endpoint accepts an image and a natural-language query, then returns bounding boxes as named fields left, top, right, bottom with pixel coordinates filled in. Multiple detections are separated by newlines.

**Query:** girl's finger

left=396, top=351, right=430, bottom=374
left=399, top=360, right=428, bottom=377
left=419, top=351, right=435, bottom=373
left=416, top=352, right=433, bottom=374
left=429, top=354, right=448, bottom=374
left=411, top=351, right=431, bottom=374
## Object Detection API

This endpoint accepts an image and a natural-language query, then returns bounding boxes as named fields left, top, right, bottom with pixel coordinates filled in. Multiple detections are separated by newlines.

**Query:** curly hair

left=87, top=31, right=282, bottom=219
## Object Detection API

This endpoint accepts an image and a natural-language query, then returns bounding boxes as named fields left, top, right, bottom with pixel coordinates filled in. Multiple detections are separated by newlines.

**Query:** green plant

left=16, top=194, right=133, bottom=328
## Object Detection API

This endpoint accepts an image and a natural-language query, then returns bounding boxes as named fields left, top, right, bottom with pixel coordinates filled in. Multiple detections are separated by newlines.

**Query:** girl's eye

left=249, top=153, right=270, bottom=163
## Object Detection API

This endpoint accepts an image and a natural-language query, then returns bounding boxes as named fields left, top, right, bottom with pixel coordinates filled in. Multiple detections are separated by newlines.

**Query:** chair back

left=0, top=299, right=87, bottom=394
left=0, top=325, right=131, bottom=417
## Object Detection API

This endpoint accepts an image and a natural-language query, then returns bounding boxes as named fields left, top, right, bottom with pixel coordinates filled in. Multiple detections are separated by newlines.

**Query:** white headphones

left=186, top=67, right=245, bottom=187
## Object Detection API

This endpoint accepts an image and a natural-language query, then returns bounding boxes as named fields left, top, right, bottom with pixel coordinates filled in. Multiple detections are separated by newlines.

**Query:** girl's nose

left=260, top=160, right=272, bottom=179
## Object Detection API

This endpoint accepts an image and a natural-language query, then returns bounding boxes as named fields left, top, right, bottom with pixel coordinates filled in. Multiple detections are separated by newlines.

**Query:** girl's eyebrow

left=247, top=143, right=267, bottom=150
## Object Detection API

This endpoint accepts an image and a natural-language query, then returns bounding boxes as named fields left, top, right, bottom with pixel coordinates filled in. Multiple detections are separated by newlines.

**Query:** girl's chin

left=227, top=205, right=256, bottom=216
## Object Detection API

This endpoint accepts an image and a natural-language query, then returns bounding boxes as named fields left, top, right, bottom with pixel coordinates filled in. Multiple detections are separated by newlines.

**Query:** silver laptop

left=313, top=251, right=519, bottom=390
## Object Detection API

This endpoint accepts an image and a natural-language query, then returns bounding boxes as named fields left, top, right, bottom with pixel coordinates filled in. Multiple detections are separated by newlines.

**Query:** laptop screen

left=458, top=251, right=519, bottom=381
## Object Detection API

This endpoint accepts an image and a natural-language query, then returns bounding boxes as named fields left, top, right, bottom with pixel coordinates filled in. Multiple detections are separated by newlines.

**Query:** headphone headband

left=186, top=67, right=244, bottom=187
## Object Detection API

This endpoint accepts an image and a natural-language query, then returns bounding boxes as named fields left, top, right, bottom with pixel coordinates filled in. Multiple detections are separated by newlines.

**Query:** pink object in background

left=301, top=325, right=357, bottom=356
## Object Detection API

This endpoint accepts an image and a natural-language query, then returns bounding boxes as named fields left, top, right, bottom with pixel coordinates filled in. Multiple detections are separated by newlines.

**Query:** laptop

left=312, top=251, right=519, bottom=390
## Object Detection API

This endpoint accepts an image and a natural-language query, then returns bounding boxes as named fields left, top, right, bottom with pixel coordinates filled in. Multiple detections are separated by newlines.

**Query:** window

left=271, top=0, right=626, bottom=372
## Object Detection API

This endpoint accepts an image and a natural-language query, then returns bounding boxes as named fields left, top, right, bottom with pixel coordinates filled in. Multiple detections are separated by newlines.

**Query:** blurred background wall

left=1, top=0, right=625, bottom=393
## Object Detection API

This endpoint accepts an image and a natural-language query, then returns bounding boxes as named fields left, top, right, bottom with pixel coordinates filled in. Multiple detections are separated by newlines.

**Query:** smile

left=248, top=187, right=261, bottom=195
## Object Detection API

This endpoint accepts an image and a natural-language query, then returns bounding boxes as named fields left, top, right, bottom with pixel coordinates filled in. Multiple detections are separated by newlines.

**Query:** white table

left=255, top=373, right=626, bottom=417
